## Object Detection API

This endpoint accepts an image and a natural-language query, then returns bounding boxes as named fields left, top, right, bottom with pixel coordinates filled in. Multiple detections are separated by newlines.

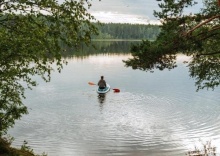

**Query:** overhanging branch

left=198, top=51, right=220, bottom=56
left=184, top=15, right=220, bottom=36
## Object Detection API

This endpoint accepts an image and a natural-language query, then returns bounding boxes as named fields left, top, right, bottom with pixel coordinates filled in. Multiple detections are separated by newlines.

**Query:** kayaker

left=98, top=76, right=106, bottom=89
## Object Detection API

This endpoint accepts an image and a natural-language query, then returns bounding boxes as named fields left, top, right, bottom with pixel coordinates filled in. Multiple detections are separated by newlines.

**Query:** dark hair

left=101, top=76, right=104, bottom=79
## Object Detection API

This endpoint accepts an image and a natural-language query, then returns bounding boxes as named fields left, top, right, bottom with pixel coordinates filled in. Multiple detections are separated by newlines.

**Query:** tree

left=0, top=0, right=98, bottom=135
left=124, top=0, right=220, bottom=91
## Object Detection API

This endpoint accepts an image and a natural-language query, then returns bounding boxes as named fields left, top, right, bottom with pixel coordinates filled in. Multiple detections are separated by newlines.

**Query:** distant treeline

left=92, top=23, right=161, bottom=40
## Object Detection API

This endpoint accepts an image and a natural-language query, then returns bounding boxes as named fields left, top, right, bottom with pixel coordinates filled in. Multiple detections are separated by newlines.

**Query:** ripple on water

left=97, top=91, right=220, bottom=153
left=9, top=89, right=220, bottom=156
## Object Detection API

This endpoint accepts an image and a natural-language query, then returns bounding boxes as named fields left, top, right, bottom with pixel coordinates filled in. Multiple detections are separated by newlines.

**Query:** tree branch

left=198, top=51, right=220, bottom=56
left=184, top=15, right=220, bottom=36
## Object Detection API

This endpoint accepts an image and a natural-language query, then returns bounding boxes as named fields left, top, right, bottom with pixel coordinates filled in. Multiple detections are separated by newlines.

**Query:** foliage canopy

left=124, top=0, right=220, bottom=91
left=0, top=0, right=98, bottom=135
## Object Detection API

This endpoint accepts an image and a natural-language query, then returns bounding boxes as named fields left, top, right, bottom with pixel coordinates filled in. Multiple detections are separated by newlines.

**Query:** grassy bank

left=0, top=137, right=46, bottom=156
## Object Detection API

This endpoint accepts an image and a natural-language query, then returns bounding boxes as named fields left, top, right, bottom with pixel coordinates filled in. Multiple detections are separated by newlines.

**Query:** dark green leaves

left=0, top=0, right=98, bottom=135
left=124, top=0, right=220, bottom=91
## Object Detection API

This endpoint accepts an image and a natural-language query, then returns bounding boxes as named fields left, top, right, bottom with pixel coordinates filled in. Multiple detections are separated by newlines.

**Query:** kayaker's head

left=101, top=76, right=104, bottom=79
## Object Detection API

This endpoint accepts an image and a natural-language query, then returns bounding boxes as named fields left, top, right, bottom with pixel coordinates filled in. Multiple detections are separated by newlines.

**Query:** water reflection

left=61, top=40, right=140, bottom=58
left=8, top=42, right=220, bottom=156
left=98, top=93, right=106, bottom=110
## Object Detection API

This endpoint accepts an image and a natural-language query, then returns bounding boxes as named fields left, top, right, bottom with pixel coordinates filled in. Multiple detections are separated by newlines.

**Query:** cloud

left=88, top=0, right=159, bottom=20
left=91, top=11, right=161, bottom=24
left=87, top=0, right=203, bottom=24
left=57, top=0, right=204, bottom=24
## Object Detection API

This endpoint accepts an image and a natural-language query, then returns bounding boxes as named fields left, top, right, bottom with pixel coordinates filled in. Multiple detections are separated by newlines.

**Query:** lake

left=9, top=41, right=220, bottom=156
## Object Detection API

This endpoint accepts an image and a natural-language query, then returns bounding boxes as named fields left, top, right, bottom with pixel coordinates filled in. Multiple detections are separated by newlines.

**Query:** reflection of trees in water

left=61, top=41, right=141, bottom=58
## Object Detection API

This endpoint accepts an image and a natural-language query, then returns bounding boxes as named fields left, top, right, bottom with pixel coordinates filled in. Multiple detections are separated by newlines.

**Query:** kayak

left=97, top=84, right=111, bottom=94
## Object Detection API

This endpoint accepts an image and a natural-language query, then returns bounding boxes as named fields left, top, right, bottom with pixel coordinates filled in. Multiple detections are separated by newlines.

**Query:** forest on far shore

left=92, top=23, right=161, bottom=40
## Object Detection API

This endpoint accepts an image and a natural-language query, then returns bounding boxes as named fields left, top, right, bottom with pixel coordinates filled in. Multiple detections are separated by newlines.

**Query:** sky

left=59, top=0, right=204, bottom=24
left=87, top=0, right=161, bottom=24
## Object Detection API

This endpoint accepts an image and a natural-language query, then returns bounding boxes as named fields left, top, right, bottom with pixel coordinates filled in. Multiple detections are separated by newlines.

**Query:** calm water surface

left=9, top=42, right=220, bottom=156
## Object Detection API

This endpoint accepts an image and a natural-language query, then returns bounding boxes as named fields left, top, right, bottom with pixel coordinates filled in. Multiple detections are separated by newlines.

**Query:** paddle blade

left=113, top=88, right=120, bottom=93
left=88, top=82, right=96, bottom=85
